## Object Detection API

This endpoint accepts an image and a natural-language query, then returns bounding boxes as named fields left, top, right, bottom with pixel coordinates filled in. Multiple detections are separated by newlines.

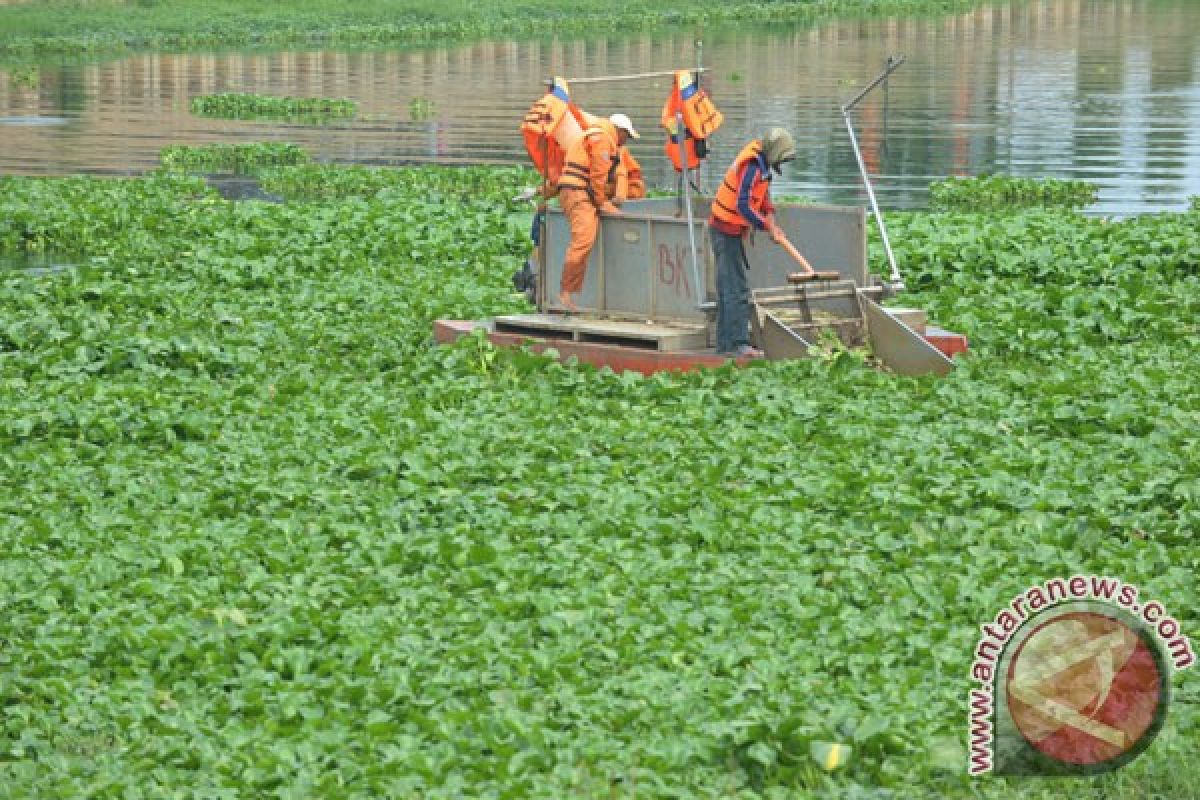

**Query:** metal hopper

left=751, top=275, right=954, bottom=376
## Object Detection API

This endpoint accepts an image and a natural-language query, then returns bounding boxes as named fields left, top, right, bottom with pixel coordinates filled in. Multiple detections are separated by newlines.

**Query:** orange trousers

left=559, top=189, right=599, bottom=294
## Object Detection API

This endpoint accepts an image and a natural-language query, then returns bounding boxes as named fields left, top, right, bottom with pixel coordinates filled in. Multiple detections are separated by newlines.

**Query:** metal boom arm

left=841, top=55, right=906, bottom=291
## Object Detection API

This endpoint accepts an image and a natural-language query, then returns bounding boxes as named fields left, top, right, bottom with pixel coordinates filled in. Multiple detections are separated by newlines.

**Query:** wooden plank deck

left=492, top=313, right=709, bottom=352
left=434, top=319, right=743, bottom=375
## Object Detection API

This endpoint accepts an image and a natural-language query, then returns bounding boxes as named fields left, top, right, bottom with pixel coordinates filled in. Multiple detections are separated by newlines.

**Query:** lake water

left=1, top=0, right=1198, bottom=214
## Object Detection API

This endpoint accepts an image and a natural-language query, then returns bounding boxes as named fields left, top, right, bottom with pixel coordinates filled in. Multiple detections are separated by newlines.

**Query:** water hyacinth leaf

left=190, top=93, right=357, bottom=123
left=160, top=142, right=311, bottom=175
left=929, top=174, right=1098, bottom=212
left=810, top=741, right=852, bottom=771
left=0, top=1, right=993, bottom=60
left=0, top=163, right=1196, bottom=797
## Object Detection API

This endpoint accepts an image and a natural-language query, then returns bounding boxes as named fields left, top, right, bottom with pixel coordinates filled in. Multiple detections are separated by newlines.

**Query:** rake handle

left=765, top=226, right=838, bottom=282
left=775, top=232, right=815, bottom=273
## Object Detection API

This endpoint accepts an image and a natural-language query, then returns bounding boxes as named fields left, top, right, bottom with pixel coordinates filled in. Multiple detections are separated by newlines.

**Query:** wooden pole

left=777, top=234, right=815, bottom=274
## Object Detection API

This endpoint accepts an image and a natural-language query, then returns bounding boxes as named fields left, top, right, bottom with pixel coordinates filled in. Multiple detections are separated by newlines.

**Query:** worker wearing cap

left=556, top=113, right=640, bottom=312
left=708, top=128, right=798, bottom=356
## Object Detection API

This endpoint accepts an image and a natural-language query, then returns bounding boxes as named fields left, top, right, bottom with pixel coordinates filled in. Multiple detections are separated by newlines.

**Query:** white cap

left=608, top=113, right=640, bottom=139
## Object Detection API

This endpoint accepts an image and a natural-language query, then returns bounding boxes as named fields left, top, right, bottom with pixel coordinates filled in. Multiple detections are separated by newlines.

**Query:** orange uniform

left=557, top=122, right=621, bottom=294
left=613, top=148, right=645, bottom=202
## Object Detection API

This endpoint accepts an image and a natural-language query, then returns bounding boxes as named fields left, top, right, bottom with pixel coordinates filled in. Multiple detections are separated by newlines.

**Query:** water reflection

left=0, top=0, right=1197, bottom=213
left=0, top=115, right=70, bottom=126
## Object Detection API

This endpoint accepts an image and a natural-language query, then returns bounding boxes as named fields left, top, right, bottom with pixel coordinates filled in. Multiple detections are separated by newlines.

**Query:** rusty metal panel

left=757, top=312, right=815, bottom=360
left=542, top=207, right=604, bottom=312
left=600, top=217, right=653, bottom=317
left=743, top=204, right=869, bottom=288
left=620, top=197, right=685, bottom=216
left=787, top=280, right=864, bottom=321
left=543, top=203, right=711, bottom=323
left=647, top=219, right=708, bottom=320
left=862, top=295, right=955, bottom=377
left=542, top=199, right=865, bottom=321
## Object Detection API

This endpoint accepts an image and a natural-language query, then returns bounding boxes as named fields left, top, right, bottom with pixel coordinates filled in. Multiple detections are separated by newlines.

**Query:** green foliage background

left=929, top=174, right=1099, bottom=212
left=0, top=0, right=986, bottom=61
left=190, top=94, right=358, bottom=124
left=160, top=143, right=313, bottom=174
left=0, top=164, right=1197, bottom=798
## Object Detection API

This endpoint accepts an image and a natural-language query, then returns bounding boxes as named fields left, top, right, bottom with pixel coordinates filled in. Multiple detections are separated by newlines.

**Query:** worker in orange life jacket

left=612, top=147, right=646, bottom=203
left=708, top=128, right=804, bottom=356
left=556, top=113, right=640, bottom=312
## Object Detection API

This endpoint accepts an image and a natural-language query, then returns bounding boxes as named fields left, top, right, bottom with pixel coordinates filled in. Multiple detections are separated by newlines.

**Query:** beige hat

left=762, top=127, right=796, bottom=173
left=609, top=113, right=641, bottom=140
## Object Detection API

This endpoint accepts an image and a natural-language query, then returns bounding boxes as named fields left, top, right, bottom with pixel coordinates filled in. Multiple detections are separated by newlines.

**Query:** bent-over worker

left=707, top=127, right=807, bottom=356
left=612, top=147, right=646, bottom=203
left=556, top=113, right=640, bottom=312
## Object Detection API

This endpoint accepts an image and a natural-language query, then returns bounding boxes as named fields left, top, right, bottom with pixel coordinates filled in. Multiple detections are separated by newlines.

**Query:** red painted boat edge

left=434, top=319, right=744, bottom=375
left=434, top=319, right=970, bottom=375
left=924, top=326, right=970, bottom=359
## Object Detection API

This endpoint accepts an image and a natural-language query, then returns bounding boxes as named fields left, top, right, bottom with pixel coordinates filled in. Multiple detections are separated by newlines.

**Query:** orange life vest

left=558, top=123, right=621, bottom=205
left=521, top=79, right=588, bottom=184
left=710, top=141, right=770, bottom=230
left=612, top=148, right=644, bottom=201
left=661, top=70, right=724, bottom=172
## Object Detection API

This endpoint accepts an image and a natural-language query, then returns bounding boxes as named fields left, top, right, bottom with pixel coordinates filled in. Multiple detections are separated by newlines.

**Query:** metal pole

left=677, top=111, right=704, bottom=308
left=543, top=68, right=708, bottom=86
left=843, top=55, right=905, bottom=112
left=841, top=56, right=906, bottom=290
left=842, top=107, right=902, bottom=290
left=881, top=62, right=890, bottom=161
left=694, top=37, right=704, bottom=194
left=538, top=135, right=550, bottom=309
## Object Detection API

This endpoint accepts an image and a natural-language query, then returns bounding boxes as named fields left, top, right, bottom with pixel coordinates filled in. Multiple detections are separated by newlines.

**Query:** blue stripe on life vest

left=680, top=81, right=698, bottom=101
left=551, top=85, right=570, bottom=103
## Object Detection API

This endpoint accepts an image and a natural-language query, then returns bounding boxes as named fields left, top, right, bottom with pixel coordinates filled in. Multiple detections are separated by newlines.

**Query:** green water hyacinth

left=160, top=142, right=311, bottom=175
left=256, top=163, right=529, bottom=203
left=0, top=0, right=991, bottom=62
left=929, top=174, right=1099, bottom=212
left=6, top=63, right=38, bottom=88
left=191, top=93, right=357, bottom=123
left=0, top=165, right=1196, bottom=799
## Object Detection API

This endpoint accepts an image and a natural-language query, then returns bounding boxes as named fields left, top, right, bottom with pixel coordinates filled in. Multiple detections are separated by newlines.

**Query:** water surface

left=1, top=0, right=1197, bottom=213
